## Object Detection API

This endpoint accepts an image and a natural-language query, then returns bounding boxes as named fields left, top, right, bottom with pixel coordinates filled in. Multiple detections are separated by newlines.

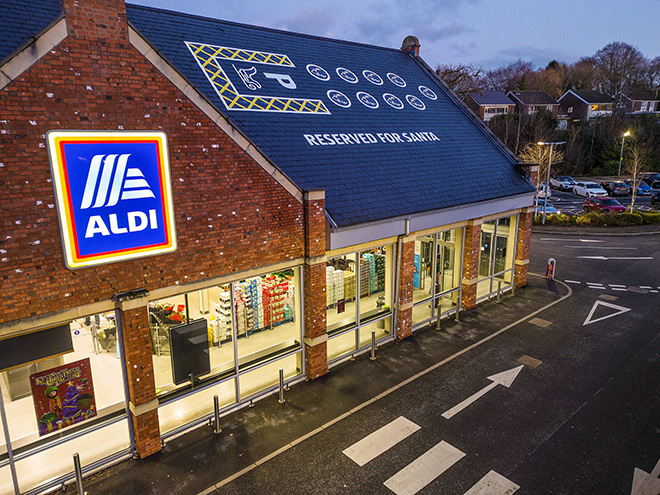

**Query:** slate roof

left=623, top=92, right=659, bottom=102
left=467, top=91, right=514, bottom=106
left=0, top=0, right=61, bottom=64
left=508, top=90, right=558, bottom=106
left=0, top=1, right=534, bottom=229
left=567, top=90, right=614, bottom=104
left=127, top=5, right=534, bottom=227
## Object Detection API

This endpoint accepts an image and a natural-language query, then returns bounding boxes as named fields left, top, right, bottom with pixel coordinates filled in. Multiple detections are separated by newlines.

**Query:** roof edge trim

left=0, top=17, right=67, bottom=91
left=328, top=193, right=534, bottom=250
left=127, top=25, right=304, bottom=204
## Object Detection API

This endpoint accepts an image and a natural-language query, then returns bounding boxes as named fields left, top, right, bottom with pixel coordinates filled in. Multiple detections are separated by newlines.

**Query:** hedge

left=534, top=209, right=659, bottom=227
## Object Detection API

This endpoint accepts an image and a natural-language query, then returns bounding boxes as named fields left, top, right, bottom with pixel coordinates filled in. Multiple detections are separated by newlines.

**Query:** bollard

left=497, top=280, right=502, bottom=303
left=546, top=258, right=556, bottom=280
left=436, top=311, right=441, bottom=331
left=73, top=453, right=84, bottom=495
left=213, top=395, right=222, bottom=434
left=370, top=330, right=377, bottom=361
left=278, top=368, right=285, bottom=403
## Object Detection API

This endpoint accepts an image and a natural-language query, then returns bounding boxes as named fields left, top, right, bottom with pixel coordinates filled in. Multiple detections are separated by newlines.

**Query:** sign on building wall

left=29, top=358, right=96, bottom=436
left=47, top=131, right=177, bottom=269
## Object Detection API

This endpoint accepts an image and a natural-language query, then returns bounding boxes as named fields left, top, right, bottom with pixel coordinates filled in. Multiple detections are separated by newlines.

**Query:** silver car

left=573, top=181, right=608, bottom=198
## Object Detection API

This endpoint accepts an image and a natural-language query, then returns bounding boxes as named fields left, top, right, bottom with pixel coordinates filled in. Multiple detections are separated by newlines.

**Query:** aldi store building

left=0, top=1, right=535, bottom=492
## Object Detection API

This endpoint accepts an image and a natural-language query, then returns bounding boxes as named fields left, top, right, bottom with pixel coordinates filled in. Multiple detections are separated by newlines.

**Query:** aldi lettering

left=47, top=131, right=177, bottom=269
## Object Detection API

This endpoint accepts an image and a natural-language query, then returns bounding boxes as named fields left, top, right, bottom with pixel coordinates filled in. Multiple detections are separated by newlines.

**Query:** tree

left=566, top=57, right=599, bottom=91
left=435, top=64, right=487, bottom=98
left=518, top=142, right=565, bottom=193
left=593, top=42, right=649, bottom=97
left=625, top=140, right=650, bottom=209
left=485, top=59, right=534, bottom=93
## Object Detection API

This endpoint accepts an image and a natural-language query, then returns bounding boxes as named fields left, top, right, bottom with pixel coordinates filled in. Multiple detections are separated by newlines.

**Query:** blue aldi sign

left=47, top=131, right=177, bottom=269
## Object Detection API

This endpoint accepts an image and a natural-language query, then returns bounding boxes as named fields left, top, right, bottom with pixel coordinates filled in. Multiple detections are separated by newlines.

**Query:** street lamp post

left=537, top=141, right=566, bottom=225
left=618, top=131, right=631, bottom=176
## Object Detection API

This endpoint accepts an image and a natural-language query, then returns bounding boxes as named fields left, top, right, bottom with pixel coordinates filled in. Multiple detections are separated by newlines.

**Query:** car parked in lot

left=537, top=183, right=551, bottom=198
left=583, top=197, right=626, bottom=214
left=652, top=190, right=660, bottom=209
left=573, top=181, right=608, bottom=198
left=600, top=180, right=631, bottom=196
left=624, top=179, right=653, bottom=195
left=639, top=172, right=660, bottom=189
left=549, top=176, right=576, bottom=191
left=535, top=199, right=560, bottom=215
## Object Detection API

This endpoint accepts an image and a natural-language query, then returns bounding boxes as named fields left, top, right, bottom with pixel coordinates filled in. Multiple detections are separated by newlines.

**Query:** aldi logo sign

left=47, top=131, right=177, bottom=269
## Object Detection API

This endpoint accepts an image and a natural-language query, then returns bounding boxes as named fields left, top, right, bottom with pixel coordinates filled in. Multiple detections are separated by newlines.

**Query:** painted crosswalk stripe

left=464, top=470, right=520, bottom=495
left=383, top=441, right=465, bottom=495
left=611, top=287, right=627, bottom=291
left=640, top=286, right=652, bottom=289
left=343, top=416, right=420, bottom=467
left=609, top=284, right=626, bottom=288
left=564, top=280, right=581, bottom=284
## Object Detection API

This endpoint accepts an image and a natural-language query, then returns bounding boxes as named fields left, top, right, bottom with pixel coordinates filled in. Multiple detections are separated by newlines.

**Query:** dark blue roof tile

left=0, top=0, right=61, bottom=63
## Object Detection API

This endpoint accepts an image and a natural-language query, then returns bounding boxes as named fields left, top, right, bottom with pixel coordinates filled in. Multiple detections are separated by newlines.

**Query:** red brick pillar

left=117, top=303, right=161, bottom=458
left=515, top=208, right=534, bottom=287
left=461, top=220, right=482, bottom=310
left=396, top=236, right=415, bottom=340
left=303, top=191, right=328, bottom=379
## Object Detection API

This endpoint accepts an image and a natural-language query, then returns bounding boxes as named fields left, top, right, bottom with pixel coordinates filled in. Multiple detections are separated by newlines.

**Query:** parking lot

left=543, top=177, right=659, bottom=216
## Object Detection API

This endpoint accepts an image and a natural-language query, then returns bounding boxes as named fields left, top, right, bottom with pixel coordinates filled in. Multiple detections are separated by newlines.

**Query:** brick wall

left=461, top=222, right=481, bottom=309
left=515, top=210, right=533, bottom=287
left=0, top=4, right=305, bottom=326
left=396, top=238, right=414, bottom=340
left=303, top=262, right=327, bottom=378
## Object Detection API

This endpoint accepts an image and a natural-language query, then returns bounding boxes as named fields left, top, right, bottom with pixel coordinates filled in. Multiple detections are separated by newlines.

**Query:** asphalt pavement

left=75, top=273, right=567, bottom=495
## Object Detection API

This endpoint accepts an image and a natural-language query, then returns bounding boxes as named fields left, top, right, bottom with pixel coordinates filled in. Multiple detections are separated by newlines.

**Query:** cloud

left=271, top=6, right=339, bottom=37
left=416, top=22, right=474, bottom=42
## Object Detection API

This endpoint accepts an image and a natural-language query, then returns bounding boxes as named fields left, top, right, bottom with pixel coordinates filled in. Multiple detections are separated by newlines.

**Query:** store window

left=149, top=269, right=301, bottom=399
left=149, top=268, right=302, bottom=434
left=477, top=215, right=518, bottom=301
left=412, top=228, right=464, bottom=328
left=0, top=313, right=130, bottom=494
left=326, top=245, right=393, bottom=362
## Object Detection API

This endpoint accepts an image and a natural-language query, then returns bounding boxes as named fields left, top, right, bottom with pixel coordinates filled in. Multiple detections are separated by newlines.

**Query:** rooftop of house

left=563, top=90, right=615, bottom=105
left=467, top=90, right=515, bottom=106
left=507, top=90, right=558, bottom=106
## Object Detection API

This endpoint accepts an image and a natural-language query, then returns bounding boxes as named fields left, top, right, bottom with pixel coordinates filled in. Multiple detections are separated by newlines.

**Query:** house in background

left=558, top=90, right=615, bottom=121
left=464, top=90, right=515, bottom=122
left=507, top=90, right=559, bottom=117
left=621, top=92, right=660, bottom=116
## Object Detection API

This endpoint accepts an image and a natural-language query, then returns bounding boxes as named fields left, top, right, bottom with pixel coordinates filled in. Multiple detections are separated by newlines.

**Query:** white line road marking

left=564, top=246, right=637, bottom=250
left=583, top=300, right=631, bottom=326
left=564, top=280, right=581, bottom=284
left=652, top=291, right=659, bottom=294
left=578, top=256, right=653, bottom=260
left=383, top=441, right=465, bottom=495
left=464, top=470, right=520, bottom=495
left=640, top=286, right=652, bottom=289
left=579, top=239, right=605, bottom=243
left=442, top=365, right=524, bottom=419
left=343, top=416, right=420, bottom=466
left=609, top=284, right=627, bottom=288
left=611, top=288, right=628, bottom=291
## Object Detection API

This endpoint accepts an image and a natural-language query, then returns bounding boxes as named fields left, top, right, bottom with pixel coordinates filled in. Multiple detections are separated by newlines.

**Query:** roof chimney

left=401, top=36, right=420, bottom=57
left=60, top=0, right=128, bottom=42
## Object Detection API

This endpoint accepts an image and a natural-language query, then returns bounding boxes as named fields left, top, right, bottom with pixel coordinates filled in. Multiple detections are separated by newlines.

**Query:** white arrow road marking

left=583, top=300, right=631, bottom=326
left=630, top=467, right=660, bottom=495
left=383, top=441, right=465, bottom=495
left=343, top=416, right=420, bottom=466
left=442, top=365, right=524, bottom=419
left=464, top=470, right=520, bottom=495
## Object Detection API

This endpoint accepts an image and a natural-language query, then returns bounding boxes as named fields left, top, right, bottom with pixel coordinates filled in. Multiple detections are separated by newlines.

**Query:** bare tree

left=485, top=59, right=535, bottom=93
left=435, top=64, right=486, bottom=98
left=625, top=140, right=650, bottom=210
left=518, top=142, right=565, bottom=193
left=593, top=42, right=649, bottom=98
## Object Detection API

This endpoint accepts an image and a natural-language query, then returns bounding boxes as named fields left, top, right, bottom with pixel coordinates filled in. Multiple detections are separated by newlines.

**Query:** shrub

left=638, top=211, right=660, bottom=224
left=618, top=212, right=643, bottom=225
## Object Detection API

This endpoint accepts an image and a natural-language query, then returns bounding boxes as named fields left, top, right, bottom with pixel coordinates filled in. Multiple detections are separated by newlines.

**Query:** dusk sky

left=129, top=0, right=658, bottom=70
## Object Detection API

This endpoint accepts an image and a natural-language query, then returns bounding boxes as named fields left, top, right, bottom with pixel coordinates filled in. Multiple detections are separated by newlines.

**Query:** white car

left=537, top=183, right=552, bottom=199
left=549, top=176, right=576, bottom=191
left=573, top=181, right=608, bottom=198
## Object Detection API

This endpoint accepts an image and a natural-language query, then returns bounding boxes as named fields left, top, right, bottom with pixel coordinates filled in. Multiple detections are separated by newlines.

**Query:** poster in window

left=29, top=358, right=97, bottom=436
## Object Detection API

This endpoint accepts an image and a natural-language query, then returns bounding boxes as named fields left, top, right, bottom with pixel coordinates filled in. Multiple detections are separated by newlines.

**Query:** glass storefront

left=411, top=227, right=464, bottom=329
left=477, top=215, right=518, bottom=301
left=0, top=312, right=130, bottom=495
left=148, top=268, right=303, bottom=434
left=326, top=245, right=394, bottom=363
